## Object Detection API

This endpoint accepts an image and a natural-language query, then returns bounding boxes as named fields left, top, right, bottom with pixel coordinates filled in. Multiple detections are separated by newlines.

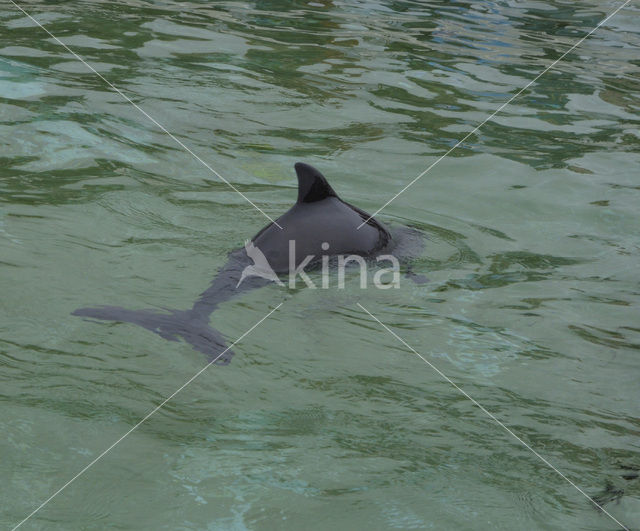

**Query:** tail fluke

left=72, top=306, right=233, bottom=364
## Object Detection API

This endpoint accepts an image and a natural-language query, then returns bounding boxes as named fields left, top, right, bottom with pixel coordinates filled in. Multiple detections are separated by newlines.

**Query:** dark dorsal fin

left=295, top=162, right=338, bottom=203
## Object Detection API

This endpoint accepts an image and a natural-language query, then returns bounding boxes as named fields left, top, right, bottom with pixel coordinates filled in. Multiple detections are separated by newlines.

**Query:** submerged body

left=73, top=163, right=423, bottom=363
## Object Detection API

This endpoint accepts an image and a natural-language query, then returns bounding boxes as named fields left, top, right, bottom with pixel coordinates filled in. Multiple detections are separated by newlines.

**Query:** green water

left=1, top=1, right=639, bottom=529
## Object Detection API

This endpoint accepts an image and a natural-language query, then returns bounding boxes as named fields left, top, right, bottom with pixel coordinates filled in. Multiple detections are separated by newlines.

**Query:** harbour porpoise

left=73, top=162, right=425, bottom=364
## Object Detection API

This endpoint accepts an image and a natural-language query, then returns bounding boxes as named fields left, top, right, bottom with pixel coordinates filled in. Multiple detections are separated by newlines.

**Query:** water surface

left=1, top=0, right=639, bottom=529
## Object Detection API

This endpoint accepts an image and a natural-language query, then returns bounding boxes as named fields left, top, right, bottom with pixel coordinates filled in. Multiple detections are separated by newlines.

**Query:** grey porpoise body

left=73, top=162, right=424, bottom=364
